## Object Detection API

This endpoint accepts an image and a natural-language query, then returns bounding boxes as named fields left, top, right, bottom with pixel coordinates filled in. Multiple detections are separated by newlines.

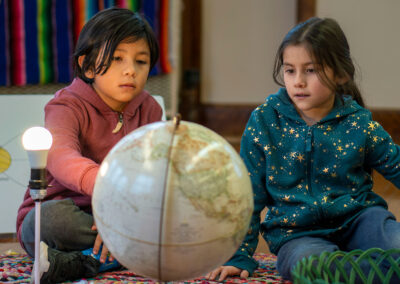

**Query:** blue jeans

left=20, top=199, right=96, bottom=257
left=276, top=206, right=400, bottom=282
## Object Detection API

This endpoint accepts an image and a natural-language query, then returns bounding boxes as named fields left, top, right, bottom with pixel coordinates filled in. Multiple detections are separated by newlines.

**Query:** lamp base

left=30, top=189, right=47, bottom=201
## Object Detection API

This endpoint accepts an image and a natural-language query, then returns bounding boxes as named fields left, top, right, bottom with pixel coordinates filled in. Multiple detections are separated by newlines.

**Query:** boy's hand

left=206, top=265, right=249, bottom=281
left=92, top=224, right=114, bottom=263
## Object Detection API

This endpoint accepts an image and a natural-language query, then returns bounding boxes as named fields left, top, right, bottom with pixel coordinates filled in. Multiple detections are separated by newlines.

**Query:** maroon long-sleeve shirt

left=16, top=77, right=162, bottom=246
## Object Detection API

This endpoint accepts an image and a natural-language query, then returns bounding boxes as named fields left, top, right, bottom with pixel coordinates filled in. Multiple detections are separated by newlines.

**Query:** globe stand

left=173, top=113, right=181, bottom=127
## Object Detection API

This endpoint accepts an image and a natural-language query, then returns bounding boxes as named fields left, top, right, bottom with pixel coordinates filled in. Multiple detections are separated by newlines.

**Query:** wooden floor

left=0, top=240, right=24, bottom=254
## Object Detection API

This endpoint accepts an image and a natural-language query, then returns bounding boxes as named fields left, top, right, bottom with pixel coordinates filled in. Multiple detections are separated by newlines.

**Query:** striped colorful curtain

left=0, top=0, right=172, bottom=86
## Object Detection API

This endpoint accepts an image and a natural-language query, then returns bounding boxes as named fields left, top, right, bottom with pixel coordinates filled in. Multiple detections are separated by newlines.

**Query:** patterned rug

left=0, top=251, right=292, bottom=283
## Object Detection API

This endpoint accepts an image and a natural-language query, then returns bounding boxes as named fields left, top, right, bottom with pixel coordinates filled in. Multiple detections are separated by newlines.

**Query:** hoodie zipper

left=112, top=112, right=123, bottom=133
left=305, top=126, right=313, bottom=194
left=305, top=126, right=323, bottom=219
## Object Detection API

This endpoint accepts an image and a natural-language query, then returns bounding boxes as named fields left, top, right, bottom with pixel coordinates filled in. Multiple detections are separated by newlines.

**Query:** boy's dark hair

left=73, top=7, right=159, bottom=83
left=273, top=17, right=365, bottom=107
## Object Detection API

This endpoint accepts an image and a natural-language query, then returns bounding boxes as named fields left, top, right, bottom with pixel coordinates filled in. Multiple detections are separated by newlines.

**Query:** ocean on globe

left=92, top=118, right=253, bottom=281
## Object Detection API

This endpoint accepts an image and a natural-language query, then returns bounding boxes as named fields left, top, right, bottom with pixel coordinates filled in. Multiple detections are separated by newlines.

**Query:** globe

left=92, top=117, right=253, bottom=281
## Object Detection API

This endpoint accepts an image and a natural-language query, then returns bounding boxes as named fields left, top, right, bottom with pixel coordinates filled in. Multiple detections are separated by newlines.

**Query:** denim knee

left=20, top=198, right=96, bottom=255
left=276, top=237, right=339, bottom=280
left=345, top=206, right=400, bottom=251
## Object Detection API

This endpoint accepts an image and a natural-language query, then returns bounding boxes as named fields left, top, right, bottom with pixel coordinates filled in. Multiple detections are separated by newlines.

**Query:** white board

left=0, top=94, right=165, bottom=234
left=0, top=94, right=53, bottom=234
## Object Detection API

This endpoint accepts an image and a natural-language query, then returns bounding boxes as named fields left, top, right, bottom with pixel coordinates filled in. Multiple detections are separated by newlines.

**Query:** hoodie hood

left=63, top=77, right=150, bottom=118
left=269, top=88, right=364, bottom=124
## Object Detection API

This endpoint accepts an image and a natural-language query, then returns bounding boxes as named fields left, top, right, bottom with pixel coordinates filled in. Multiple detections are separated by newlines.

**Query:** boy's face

left=87, top=39, right=151, bottom=112
left=282, top=44, right=337, bottom=124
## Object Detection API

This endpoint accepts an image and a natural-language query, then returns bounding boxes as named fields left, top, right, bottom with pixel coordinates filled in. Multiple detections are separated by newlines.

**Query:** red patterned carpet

left=0, top=251, right=291, bottom=283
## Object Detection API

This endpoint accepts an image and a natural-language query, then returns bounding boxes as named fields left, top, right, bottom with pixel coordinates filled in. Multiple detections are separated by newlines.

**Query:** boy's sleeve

left=224, top=110, right=270, bottom=275
left=45, top=99, right=99, bottom=196
left=365, top=119, right=400, bottom=188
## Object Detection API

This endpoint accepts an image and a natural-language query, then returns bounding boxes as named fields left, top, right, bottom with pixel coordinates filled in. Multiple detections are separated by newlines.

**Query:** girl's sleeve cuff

left=224, top=254, right=259, bottom=276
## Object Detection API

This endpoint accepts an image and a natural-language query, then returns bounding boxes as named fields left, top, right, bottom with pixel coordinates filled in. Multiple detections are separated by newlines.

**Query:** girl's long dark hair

left=273, top=17, right=365, bottom=107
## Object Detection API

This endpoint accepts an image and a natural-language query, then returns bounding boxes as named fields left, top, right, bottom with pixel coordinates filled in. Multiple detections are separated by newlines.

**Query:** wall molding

left=0, top=233, right=17, bottom=243
left=198, top=104, right=400, bottom=150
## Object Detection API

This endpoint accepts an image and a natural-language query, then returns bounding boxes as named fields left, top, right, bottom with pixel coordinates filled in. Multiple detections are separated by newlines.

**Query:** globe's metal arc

left=157, top=114, right=182, bottom=280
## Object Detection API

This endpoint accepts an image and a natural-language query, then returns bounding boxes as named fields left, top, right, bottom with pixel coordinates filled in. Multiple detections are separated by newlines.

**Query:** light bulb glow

left=22, top=127, right=53, bottom=169
left=22, top=127, right=53, bottom=151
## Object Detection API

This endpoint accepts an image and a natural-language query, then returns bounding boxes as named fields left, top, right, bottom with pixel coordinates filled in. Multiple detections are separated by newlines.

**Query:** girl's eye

left=136, top=60, right=148, bottom=65
left=284, top=69, right=294, bottom=74
left=306, top=68, right=315, bottom=73
left=111, top=56, right=122, bottom=61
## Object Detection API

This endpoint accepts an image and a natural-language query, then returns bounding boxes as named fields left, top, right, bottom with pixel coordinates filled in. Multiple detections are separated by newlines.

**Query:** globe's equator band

left=93, top=206, right=241, bottom=247
left=93, top=204, right=241, bottom=247
left=158, top=114, right=181, bottom=280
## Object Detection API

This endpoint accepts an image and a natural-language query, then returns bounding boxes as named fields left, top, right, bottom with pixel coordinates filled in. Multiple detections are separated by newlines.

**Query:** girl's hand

left=92, top=224, right=114, bottom=263
left=206, top=265, right=249, bottom=281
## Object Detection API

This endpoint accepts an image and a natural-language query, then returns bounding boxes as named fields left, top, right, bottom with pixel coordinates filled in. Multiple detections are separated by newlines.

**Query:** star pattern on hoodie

left=230, top=91, right=400, bottom=270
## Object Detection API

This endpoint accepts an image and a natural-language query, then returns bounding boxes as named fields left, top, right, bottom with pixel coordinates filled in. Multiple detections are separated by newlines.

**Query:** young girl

left=208, top=17, right=400, bottom=282
left=16, top=8, right=163, bottom=283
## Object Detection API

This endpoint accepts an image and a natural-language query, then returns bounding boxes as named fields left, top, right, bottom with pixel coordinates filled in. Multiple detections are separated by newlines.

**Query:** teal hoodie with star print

left=225, top=88, right=400, bottom=275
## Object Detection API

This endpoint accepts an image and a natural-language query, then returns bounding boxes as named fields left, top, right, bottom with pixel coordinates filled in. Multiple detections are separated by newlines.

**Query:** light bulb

left=22, top=127, right=52, bottom=151
left=22, top=127, right=53, bottom=169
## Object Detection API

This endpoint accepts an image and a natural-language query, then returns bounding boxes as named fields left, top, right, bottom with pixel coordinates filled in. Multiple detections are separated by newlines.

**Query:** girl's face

left=283, top=44, right=337, bottom=125
left=87, top=38, right=151, bottom=112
